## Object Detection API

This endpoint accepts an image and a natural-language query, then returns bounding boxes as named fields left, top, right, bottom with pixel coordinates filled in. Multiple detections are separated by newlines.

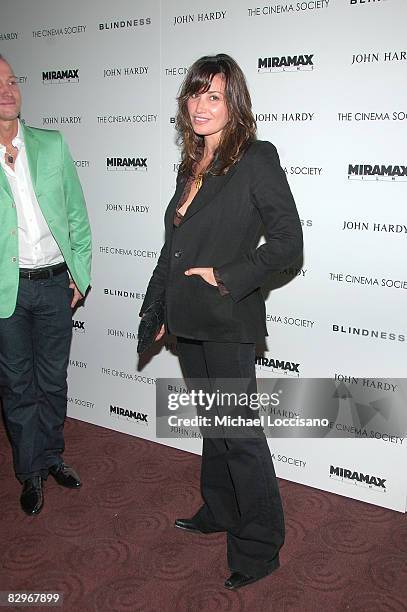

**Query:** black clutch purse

left=137, top=300, right=165, bottom=354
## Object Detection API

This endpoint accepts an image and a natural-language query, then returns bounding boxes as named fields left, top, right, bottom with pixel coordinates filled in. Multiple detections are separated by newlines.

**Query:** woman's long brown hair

left=176, top=54, right=257, bottom=177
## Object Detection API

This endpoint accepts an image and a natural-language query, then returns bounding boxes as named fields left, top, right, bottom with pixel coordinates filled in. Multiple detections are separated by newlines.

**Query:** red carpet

left=0, top=417, right=406, bottom=611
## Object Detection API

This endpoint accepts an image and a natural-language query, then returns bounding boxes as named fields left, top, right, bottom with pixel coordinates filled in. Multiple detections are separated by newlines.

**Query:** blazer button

left=174, top=250, right=182, bottom=258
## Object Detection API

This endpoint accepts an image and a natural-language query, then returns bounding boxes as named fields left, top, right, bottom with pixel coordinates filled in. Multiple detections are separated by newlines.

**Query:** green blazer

left=0, top=123, right=92, bottom=318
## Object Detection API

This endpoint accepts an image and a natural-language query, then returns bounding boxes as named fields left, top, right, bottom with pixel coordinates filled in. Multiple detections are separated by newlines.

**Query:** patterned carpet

left=0, top=417, right=406, bottom=612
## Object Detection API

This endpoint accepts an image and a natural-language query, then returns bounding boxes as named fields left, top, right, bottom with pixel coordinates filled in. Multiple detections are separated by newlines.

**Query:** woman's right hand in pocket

left=155, top=324, right=165, bottom=341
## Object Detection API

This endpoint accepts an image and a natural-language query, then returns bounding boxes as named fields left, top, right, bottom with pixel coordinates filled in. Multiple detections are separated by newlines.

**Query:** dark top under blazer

left=140, top=140, right=303, bottom=342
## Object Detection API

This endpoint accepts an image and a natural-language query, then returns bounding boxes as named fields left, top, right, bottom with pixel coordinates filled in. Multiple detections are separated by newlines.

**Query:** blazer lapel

left=0, top=165, right=13, bottom=203
left=165, top=176, right=189, bottom=233
left=21, top=123, right=40, bottom=194
left=182, top=162, right=240, bottom=223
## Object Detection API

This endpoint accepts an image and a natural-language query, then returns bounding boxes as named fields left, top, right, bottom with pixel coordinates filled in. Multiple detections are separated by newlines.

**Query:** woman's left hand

left=185, top=267, right=217, bottom=286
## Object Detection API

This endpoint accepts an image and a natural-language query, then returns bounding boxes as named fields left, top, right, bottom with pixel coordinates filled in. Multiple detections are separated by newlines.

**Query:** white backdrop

left=1, top=0, right=406, bottom=512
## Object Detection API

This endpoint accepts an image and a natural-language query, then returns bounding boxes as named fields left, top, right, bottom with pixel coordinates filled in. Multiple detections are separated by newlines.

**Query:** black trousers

left=176, top=337, right=285, bottom=578
left=0, top=271, right=73, bottom=482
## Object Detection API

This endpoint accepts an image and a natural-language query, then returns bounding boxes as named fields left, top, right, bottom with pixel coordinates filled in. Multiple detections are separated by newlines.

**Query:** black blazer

left=140, top=140, right=303, bottom=342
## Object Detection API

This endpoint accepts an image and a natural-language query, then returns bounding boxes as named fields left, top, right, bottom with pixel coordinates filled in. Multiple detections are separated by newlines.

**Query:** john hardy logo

left=42, top=68, right=79, bottom=84
left=258, top=54, right=314, bottom=73
left=172, top=11, right=226, bottom=25
left=330, top=465, right=386, bottom=490
left=0, top=32, right=18, bottom=40
left=348, top=163, right=407, bottom=181
left=43, top=116, right=82, bottom=126
left=277, top=266, right=307, bottom=278
left=351, top=50, right=406, bottom=64
left=106, top=157, right=147, bottom=171
left=105, top=202, right=149, bottom=214
left=69, top=359, right=87, bottom=369
left=255, top=356, right=300, bottom=376
left=110, top=405, right=148, bottom=424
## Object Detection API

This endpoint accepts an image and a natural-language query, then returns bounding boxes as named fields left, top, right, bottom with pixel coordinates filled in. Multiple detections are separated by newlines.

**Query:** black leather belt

left=19, top=263, right=68, bottom=280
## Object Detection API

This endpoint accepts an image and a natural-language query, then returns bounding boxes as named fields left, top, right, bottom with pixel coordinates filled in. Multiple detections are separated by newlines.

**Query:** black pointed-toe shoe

left=224, top=572, right=263, bottom=590
left=174, top=517, right=222, bottom=534
left=49, top=463, right=82, bottom=488
left=20, top=476, right=44, bottom=515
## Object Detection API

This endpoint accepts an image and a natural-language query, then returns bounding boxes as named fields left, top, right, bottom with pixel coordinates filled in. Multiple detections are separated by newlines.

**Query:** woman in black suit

left=140, top=54, right=303, bottom=589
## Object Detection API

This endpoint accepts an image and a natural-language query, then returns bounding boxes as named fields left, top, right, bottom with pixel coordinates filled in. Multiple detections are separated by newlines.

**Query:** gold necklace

left=195, top=152, right=213, bottom=190
left=194, top=173, right=203, bottom=190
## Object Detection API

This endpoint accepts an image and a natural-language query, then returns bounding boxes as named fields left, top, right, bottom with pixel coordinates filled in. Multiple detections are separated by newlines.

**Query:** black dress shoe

left=224, top=572, right=262, bottom=590
left=49, top=463, right=82, bottom=488
left=174, top=517, right=222, bottom=534
left=20, top=477, right=43, bottom=515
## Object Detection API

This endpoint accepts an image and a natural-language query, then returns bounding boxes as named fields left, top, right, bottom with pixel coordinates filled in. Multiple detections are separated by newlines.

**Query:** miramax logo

left=330, top=465, right=386, bottom=489
left=258, top=53, right=314, bottom=73
left=348, top=163, right=407, bottom=181
left=42, top=68, right=79, bottom=84
left=106, top=157, right=147, bottom=171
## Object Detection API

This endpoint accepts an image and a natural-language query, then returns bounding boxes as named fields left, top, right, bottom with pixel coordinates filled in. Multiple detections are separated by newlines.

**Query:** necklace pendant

left=7, top=154, right=14, bottom=164
left=195, top=173, right=203, bottom=190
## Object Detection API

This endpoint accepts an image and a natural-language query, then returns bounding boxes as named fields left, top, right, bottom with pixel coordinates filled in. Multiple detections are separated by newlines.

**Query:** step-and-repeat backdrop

left=2, top=0, right=406, bottom=511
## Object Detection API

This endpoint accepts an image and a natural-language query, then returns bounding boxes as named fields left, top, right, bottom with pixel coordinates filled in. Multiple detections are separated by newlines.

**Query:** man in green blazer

left=0, top=55, right=92, bottom=514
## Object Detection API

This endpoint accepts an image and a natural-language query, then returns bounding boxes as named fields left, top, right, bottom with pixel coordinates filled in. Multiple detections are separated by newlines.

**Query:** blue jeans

left=0, top=270, right=73, bottom=482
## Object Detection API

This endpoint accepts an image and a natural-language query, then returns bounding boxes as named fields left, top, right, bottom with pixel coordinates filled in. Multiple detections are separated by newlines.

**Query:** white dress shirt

left=0, top=121, right=64, bottom=269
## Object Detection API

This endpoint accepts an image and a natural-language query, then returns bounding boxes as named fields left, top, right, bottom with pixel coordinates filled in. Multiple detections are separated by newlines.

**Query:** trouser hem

left=17, top=469, right=49, bottom=484
left=228, top=554, right=280, bottom=579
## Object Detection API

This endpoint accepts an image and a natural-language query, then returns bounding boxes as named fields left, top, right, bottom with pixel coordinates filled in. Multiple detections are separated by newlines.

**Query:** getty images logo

left=330, top=465, right=386, bottom=489
left=42, top=68, right=79, bottom=84
left=348, top=163, right=407, bottom=181
left=258, top=53, right=314, bottom=73
left=106, top=157, right=148, bottom=171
